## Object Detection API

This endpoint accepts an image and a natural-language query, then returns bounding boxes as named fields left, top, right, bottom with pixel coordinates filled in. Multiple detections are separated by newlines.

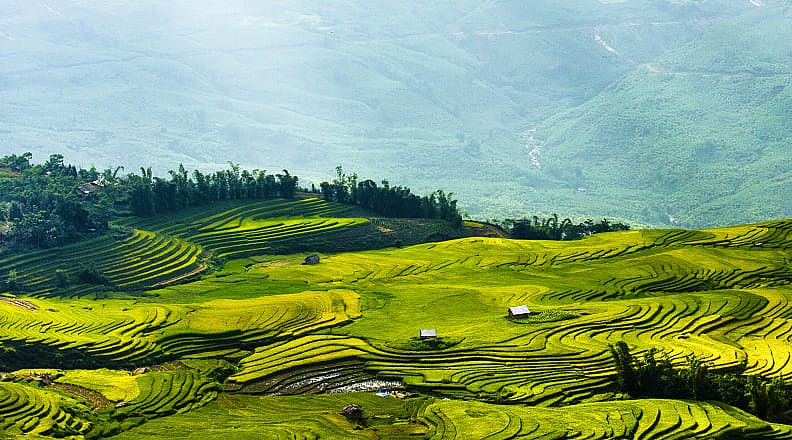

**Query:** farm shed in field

left=303, top=253, right=321, bottom=265
left=419, top=329, right=437, bottom=339
left=508, top=305, right=531, bottom=319
left=342, top=404, right=364, bottom=423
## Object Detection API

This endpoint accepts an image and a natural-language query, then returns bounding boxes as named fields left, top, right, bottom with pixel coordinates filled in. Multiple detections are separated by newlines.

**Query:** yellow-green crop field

left=0, top=199, right=791, bottom=438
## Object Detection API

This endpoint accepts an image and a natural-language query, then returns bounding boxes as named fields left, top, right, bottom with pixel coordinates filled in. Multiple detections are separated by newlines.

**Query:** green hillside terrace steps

left=116, top=198, right=363, bottom=237
left=0, top=198, right=381, bottom=296
left=0, top=290, right=361, bottom=370
left=420, top=399, right=792, bottom=439
left=111, top=392, right=432, bottom=439
left=117, top=198, right=464, bottom=257
left=0, top=362, right=225, bottom=438
left=236, top=221, right=792, bottom=401
left=0, top=230, right=205, bottom=295
left=102, top=394, right=792, bottom=439
left=0, top=381, right=93, bottom=437
left=0, top=219, right=791, bottom=436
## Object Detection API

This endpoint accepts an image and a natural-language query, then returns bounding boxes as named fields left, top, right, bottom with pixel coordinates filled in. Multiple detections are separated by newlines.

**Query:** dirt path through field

left=0, top=297, right=38, bottom=310
left=148, top=262, right=207, bottom=289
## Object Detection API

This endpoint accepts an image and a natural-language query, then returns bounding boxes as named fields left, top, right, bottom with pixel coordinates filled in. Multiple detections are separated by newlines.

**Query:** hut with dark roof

left=302, top=253, right=320, bottom=265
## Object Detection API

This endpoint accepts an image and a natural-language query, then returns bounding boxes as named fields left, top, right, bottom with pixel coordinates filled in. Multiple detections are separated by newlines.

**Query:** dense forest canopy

left=0, top=153, right=113, bottom=248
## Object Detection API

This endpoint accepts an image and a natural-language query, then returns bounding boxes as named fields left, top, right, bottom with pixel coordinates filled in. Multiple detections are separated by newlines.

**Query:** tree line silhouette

left=500, top=214, right=630, bottom=240
left=315, top=166, right=462, bottom=225
left=126, top=163, right=298, bottom=216
left=1, top=153, right=301, bottom=249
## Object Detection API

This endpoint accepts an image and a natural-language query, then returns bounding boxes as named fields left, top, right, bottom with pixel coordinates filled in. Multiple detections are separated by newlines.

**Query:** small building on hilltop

left=303, top=253, right=321, bottom=265
left=419, top=329, right=437, bottom=339
left=508, top=305, right=531, bottom=319
left=76, top=178, right=105, bottom=196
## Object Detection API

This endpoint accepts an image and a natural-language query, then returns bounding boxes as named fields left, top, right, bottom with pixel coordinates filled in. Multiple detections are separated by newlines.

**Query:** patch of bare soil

left=0, top=297, right=39, bottom=310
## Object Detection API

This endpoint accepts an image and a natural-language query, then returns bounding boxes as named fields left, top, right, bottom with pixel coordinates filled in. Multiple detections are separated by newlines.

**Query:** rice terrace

left=0, top=153, right=789, bottom=439
left=4, top=0, right=792, bottom=437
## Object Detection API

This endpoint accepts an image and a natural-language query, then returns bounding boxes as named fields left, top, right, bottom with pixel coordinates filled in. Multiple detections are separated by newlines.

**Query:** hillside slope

left=2, top=1, right=788, bottom=226
left=537, top=1, right=792, bottom=226
left=0, top=216, right=790, bottom=438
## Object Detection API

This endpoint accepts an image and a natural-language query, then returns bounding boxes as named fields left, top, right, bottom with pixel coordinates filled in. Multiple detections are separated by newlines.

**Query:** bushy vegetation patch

left=610, top=341, right=792, bottom=423
left=395, top=337, right=464, bottom=352
left=508, top=309, right=580, bottom=324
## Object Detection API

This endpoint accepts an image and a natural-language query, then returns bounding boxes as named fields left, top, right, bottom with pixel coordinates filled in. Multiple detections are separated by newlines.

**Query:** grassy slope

left=111, top=394, right=792, bottom=440
left=0, top=197, right=462, bottom=297
left=0, top=212, right=791, bottom=438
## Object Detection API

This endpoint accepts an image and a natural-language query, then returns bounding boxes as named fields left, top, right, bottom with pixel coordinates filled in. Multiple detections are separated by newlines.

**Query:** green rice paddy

left=1, top=200, right=790, bottom=438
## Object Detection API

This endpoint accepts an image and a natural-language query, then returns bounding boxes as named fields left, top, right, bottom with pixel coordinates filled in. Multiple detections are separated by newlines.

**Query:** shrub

left=54, top=268, right=70, bottom=287
left=76, top=264, right=111, bottom=286
left=4, top=269, right=19, bottom=291
left=609, top=341, right=792, bottom=423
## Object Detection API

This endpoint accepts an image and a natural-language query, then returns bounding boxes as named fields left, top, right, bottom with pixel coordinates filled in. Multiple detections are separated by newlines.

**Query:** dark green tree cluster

left=0, top=153, right=113, bottom=249
left=126, top=163, right=298, bottom=216
left=1, top=153, right=300, bottom=249
left=317, top=166, right=462, bottom=225
left=503, top=215, right=630, bottom=240
left=610, top=341, right=792, bottom=423
left=0, top=152, right=33, bottom=172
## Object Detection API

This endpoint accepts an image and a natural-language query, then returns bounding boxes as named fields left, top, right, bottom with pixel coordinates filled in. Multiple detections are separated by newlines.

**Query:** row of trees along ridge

left=316, top=166, right=462, bottom=225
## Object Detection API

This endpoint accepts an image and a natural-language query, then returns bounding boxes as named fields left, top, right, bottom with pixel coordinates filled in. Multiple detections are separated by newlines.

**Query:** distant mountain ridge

left=0, top=0, right=789, bottom=227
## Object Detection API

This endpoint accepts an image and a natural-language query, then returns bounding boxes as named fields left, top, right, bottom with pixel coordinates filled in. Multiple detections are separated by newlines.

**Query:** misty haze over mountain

left=1, top=0, right=790, bottom=227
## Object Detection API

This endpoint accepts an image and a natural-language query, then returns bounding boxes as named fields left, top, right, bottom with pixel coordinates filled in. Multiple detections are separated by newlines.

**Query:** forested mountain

left=0, top=0, right=789, bottom=226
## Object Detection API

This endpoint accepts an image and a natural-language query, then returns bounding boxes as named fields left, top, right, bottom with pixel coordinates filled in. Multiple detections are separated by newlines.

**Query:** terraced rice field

left=228, top=221, right=792, bottom=406
left=0, top=214, right=790, bottom=438
left=0, top=290, right=359, bottom=366
left=107, top=395, right=792, bottom=440
left=119, top=197, right=370, bottom=260
left=421, top=399, right=792, bottom=439
left=0, top=230, right=205, bottom=295
left=0, top=381, right=92, bottom=436
left=0, top=198, right=370, bottom=296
